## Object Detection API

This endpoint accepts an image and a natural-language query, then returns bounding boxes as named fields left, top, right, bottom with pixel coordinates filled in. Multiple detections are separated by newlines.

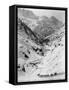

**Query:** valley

left=17, top=8, right=65, bottom=82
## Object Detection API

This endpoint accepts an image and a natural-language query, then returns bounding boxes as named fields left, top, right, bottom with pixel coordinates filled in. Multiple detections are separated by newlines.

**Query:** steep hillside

left=18, top=17, right=65, bottom=82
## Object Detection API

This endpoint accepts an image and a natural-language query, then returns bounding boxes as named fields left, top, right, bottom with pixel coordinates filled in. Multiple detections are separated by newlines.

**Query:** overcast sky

left=19, top=8, right=65, bottom=23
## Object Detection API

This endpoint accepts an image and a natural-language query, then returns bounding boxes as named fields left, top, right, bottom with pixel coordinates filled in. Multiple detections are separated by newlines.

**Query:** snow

left=18, top=33, right=65, bottom=82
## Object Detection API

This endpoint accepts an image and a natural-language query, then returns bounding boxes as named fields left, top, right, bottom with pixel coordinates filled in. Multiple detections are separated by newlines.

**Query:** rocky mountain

left=18, top=9, right=64, bottom=37
left=18, top=9, right=65, bottom=82
left=18, top=18, right=39, bottom=44
left=18, top=17, right=64, bottom=46
left=34, top=16, right=64, bottom=39
left=50, top=16, right=64, bottom=29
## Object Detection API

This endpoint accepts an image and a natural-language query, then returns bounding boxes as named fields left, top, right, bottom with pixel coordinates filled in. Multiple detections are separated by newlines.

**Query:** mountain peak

left=18, top=8, right=38, bottom=19
left=50, top=16, right=64, bottom=29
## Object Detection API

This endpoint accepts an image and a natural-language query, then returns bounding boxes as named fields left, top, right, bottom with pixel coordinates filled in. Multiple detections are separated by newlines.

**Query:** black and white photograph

left=0, top=0, right=69, bottom=88
left=17, top=6, right=67, bottom=83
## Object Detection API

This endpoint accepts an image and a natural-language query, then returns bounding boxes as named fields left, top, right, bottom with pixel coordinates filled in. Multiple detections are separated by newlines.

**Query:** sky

left=19, top=8, right=65, bottom=23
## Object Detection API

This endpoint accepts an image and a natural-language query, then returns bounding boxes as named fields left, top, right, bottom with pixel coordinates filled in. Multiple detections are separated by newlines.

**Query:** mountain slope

left=17, top=12, right=65, bottom=82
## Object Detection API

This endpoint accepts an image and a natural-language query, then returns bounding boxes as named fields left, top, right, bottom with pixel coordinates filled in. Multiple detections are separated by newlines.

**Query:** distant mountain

left=18, top=9, right=64, bottom=40
left=18, top=18, right=51, bottom=45
left=18, top=17, right=64, bottom=46
left=18, top=9, right=38, bottom=19
left=34, top=21, right=55, bottom=38
left=34, top=16, right=64, bottom=40
left=40, top=16, right=49, bottom=20
left=50, top=16, right=64, bottom=29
